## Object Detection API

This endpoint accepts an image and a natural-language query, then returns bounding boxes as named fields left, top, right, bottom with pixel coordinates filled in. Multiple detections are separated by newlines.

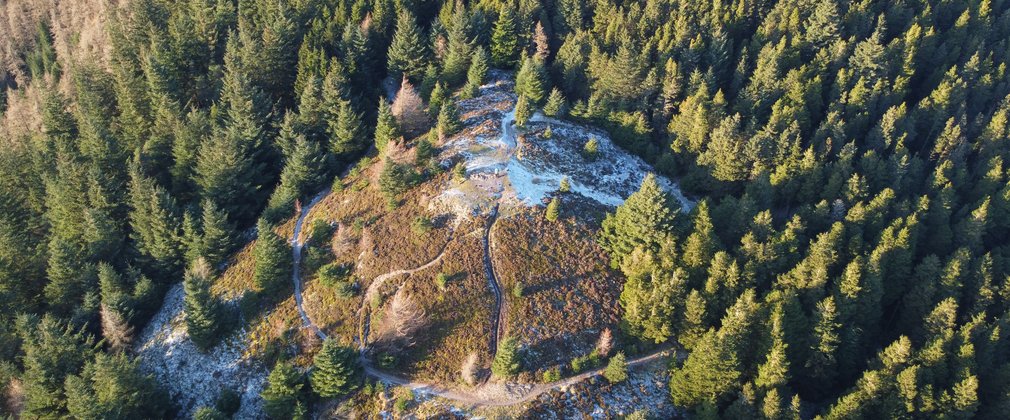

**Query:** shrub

left=394, top=390, right=414, bottom=412
left=543, top=125, right=552, bottom=139
left=542, top=366, right=562, bottom=382
left=453, top=161, right=467, bottom=181
left=512, top=281, right=524, bottom=298
left=570, top=350, right=602, bottom=374
left=411, top=216, right=433, bottom=235
left=317, top=263, right=355, bottom=296
left=435, top=272, right=449, bottom=290
left=583, top=137, right=599, bottom=160
left=559, top=177, right=570, bottom=192
left=308, top=219, right=335, bottom=244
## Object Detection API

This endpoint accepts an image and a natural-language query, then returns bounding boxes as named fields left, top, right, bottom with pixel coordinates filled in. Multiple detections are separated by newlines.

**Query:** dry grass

left=492, top=207, right=622, bottom=375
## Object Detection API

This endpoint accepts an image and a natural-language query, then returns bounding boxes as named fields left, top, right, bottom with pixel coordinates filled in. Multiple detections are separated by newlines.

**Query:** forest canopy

left=1, top=0, right=1010, bottom=418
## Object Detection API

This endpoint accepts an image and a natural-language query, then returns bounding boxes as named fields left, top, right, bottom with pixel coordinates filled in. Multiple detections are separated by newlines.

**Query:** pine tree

left=492, top=337, right=521, bottom=377
left=599, top=174, right=675, bottom=267
left=329, top=99, right=366, bottom=164
left=261, top=360, right=304, bottom=419
left=437, top=102, right=462, bottom=140
left=387, top=10, right=430, bottom=82
left=515, top=56, right=548, bottom=104
left=461, top=46, right=489, bottom=99
left=682, top=200, right=721, bottom=275
left=128, top=167, right=184, bottom=283
left=64, top=353, right=170, bottom=419
left=374, top=99, right=402, bottom=152
left=491, top=7, right=520, bottom=69
left=545, top=197, right=560, bottom=221
left=604, top=352, right=628, bottom=383
left=515, top=94, right=534, bottom=128
left=184, top=258, right=223, bottom=351
left=310, top=338, right=361, bottom=398
left=543, top=88, right=567, bottom=116
left=254, top=219, right=292, bottom=296
left=199, top=199, right=236, bottom=270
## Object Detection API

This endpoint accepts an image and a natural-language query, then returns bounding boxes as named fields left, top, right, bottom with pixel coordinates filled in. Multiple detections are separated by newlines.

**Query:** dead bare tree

left=100, top=304, right=134, bottom=353
left=391, top=77, right=429, bottom=139
left=378, top=286, right=427, bottom=351
left=461, top=352, right=479, bottom=386
left=596, top=327, right=613, bottom=357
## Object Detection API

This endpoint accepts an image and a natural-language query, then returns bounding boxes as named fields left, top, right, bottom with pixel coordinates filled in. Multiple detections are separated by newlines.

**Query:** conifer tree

left=183, top=258, right=223, bottom=351
left=254, top=219, right=292, bottom=296
left=461, top=46, right=489, bottom=99
left=17, top=314, right=96, bottom=418
left=437, top=102, right=462, bottom=140
left=374, top=99, right=402, bottom=152
left=310, top=338, right=361, bottom=398
left=515, top=94, right=534, bottom=128
left=604, top=352, right=628, bottom=383
left=64, top=353, right=169, bottom=419
left=491, top=7, right=520, bottom=68
left=492, top=337, right=521, bottom=378
left=387, top=10, right=430, bottom=82
left=428, top=82, right=448, bottom=117
left=441, top=2, right=474, bottom=88
left=329, top=99, right=366, bottom=164
left=543, top=88, right=567, bottom=116
left=515, top=55, right=548, bottom=104
left=261, top=360, right=304, bottom=419
left=545, top=197, right=560, bottom=221
left=199, top=199, right=235, bottom=270
left=682, top=200, right=721, bottom=275
left=599, top=174, right=675, bottom=267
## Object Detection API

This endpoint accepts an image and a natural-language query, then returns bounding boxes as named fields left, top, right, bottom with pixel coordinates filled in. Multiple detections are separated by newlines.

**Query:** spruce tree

left=681, top=200, right=721, bottom=276
left=329, top=99, right=366, bottom=165
left=310, top=338, right=361, bottom=398
left=545, top=197, right=560, bottom=222
left=254, top=219, right=292, bottom=296
left=17, top=314, right=97, bottom=418
left=437, top=102, right=462, bottom=140
left=184, top=258, right=223, bottom=351
left=199, top=199, right=236, bottom=270
left=492, top=337, right=521, bottom=378
left=599, top=174, right=675, bottom=267
left=461, top=46, right=489, bottom=99
left=387, top=10, right=430, bottom=82
left=261, top=360, right=304, bottom=419
left=374, top=99, right=402, bottom=152
left=543, top=88, right=567, bottom=116
left=515, top=56, right=548, bottom=104
left=491, top=7, right=520, bottom=69
left=64, top=353, right=170, bottom=419
left=515, top=94, right=534, bottom=128
left=604, top=352, right=628, bottom=383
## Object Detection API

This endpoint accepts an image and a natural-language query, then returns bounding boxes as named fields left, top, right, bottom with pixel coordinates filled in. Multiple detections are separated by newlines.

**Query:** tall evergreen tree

left=310, top=338, right=361, bottom=398
left=491, top=6, right=520, bottom=69
left=387, top=10, right=430, bottom=82
left=183, top=258, right=223, bottom=351
left=254, top=219, right=292, bottom=296
left=599, top=174, right=677, bottom=267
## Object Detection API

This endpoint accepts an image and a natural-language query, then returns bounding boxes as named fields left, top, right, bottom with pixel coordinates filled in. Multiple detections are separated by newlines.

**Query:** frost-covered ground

left=135, top=284, right=268, bottom=419
left=434, top=73, right=694, bottom=218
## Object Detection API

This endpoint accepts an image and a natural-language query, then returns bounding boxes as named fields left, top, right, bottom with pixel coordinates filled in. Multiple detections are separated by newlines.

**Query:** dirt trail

left=292, top=189, right=330, bottom=341
left=483, top=204, right=504, bottom=359
left=356, top=226, right=455, bottom=352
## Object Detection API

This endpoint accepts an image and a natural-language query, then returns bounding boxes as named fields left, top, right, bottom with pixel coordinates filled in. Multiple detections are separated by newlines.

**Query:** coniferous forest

left=2, top=0, right=1010, bottom=418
